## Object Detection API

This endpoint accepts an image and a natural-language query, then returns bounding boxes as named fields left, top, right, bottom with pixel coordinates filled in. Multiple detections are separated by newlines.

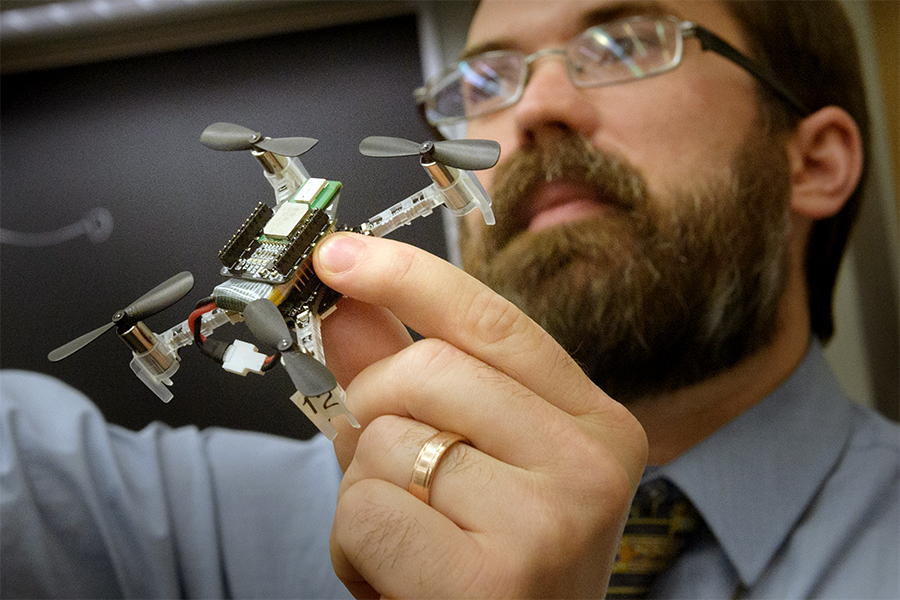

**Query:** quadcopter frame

left=49, top=123, right=500, bottom=439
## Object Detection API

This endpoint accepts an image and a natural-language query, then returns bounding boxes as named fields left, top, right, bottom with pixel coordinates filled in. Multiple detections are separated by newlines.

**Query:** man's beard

left=460, top=132, right=792, bottom=402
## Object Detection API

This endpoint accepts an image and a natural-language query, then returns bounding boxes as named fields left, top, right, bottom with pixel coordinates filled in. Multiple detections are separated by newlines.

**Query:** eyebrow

left=459, top=36, right=521, bottom=62
left=577, top=0, right=675, bottom=31
left=460, top=0, right=677, bottom=61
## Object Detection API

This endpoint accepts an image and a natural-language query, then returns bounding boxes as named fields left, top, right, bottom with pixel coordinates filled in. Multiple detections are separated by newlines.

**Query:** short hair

left=724, top=0, right=870, bottom=341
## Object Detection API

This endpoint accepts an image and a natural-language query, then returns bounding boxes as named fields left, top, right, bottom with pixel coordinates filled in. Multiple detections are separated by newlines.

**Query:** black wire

left=193, top=304, right=281, bottom=371
left=261, top=350, right=281, bottom=372
left=193, top=310, right=227, bottom=364
left=194, top=296, right=215, bottom=310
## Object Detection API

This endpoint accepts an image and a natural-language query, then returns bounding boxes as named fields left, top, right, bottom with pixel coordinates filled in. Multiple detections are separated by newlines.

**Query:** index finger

left=313, top=232, right=603, bottom=418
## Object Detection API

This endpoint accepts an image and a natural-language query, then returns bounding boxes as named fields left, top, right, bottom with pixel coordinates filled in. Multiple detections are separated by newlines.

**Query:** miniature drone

left=48, top=122, right=500, bottom=439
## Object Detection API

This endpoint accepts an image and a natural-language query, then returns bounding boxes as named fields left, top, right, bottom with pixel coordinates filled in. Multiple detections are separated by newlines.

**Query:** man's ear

left=787, top=106, right=863, bottom=220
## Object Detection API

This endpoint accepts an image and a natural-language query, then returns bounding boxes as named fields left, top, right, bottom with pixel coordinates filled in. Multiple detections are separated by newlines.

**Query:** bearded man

left=323, top=1, right=898, bottom=597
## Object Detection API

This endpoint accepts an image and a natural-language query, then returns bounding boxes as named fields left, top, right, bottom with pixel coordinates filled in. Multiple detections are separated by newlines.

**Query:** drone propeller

left=200, top=122, right=318, bottom=157
left=359, top=136, right=500, bottom=171
left=48, top=271, right=195, bottom=362
left=243, top=298, right=337, bottom=398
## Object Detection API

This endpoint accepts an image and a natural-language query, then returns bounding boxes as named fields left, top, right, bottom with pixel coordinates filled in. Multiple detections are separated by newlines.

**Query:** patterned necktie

left=606, top=479, right=702, bottom=599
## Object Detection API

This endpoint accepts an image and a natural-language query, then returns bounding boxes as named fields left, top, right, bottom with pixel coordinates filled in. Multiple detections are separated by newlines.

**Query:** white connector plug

left=222, top=339, right=267, bottom=376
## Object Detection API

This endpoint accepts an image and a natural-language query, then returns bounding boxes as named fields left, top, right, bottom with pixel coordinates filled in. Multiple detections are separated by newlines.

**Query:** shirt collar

left=642, top=341, right=856, bottom=586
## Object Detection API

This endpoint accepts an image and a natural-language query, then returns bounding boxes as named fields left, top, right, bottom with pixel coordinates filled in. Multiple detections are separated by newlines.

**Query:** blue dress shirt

left=645, top=342, right=899, bottom=598
left=1, top=341, right=897, bottom=598
left=0, top=371, right=352, bottom=599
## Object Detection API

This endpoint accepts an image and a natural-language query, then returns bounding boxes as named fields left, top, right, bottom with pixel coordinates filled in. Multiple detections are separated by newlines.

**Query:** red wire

left=190, top=301, right=278, bottom=367
left=188, top=302, right=217, bottom=342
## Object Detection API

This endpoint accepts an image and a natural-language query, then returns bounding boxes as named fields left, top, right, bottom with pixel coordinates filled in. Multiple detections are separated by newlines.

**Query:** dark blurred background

left=1, top=2, right=441, bottom=439
left=2, top=0, right=897, bottom=430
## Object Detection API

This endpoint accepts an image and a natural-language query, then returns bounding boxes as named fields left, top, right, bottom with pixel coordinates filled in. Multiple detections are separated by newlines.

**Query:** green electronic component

left=311, top=181, right=342, bottom=210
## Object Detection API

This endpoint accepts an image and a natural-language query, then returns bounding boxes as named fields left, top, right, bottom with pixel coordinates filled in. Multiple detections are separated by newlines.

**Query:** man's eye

left=572, top=44, right=625, bottom=70
left=457, top=54, right=523, bottom=109
left=463, top=81, right=498, bottom=105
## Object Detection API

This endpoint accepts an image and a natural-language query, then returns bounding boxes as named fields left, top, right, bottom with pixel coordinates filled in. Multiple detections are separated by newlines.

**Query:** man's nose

left=512, top=57, right=601, bottom=146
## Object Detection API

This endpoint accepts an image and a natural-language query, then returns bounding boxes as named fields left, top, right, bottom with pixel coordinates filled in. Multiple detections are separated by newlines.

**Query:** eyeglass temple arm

left=684, top=23, right=810, bottom=116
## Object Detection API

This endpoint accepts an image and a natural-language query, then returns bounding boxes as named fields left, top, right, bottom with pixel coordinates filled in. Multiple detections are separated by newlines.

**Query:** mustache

left=486, top=134, right=652, bottom=246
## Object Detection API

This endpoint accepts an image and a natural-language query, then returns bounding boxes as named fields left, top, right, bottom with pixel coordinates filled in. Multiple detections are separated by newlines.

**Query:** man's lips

left=525, top=181, right=611, bottom=232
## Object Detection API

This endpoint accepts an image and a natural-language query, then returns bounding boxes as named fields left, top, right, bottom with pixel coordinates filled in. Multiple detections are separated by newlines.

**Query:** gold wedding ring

left=408, top=431, right=468, bottom=505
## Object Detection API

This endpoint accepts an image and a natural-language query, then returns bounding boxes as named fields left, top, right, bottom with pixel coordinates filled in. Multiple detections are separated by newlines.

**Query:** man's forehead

left=467, top=0, right=731, bottom=53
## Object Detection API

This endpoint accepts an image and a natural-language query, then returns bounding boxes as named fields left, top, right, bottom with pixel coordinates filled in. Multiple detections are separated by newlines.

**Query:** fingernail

left=317, top=233, right=364, bottom=274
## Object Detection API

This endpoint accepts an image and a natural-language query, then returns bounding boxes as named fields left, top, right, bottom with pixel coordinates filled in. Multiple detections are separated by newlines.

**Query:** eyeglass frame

left=414, top=16, right=810, bottom=127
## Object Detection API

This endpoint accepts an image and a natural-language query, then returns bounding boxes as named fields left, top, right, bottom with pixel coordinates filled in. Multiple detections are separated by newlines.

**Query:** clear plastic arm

left=265, top=156, right=310, bottom=205
left=361, top=169, right=494, bottom=238
left=130, top=343, right=179, bottom=403
left=158, top=308, right=237, bottom=351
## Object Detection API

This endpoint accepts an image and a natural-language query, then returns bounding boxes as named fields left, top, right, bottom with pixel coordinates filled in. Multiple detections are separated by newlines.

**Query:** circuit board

left=219, top=177, right=341, bottom=284
left=213, top=177, right=344, bottom=318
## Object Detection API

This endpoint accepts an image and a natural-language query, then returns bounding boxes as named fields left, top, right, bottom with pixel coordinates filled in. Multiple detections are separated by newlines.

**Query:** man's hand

left=314, top=232, right=647, bottom=599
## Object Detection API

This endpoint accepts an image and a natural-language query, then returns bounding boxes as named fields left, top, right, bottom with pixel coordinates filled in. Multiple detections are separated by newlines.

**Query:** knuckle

left=527, top=419, right=637, bottom=527
left=461, top=288, right=533, bottom=351
left=354, top=415, right=421, bottom=469
left=492, top=468, right=629, bottom=596
left=437, top=438, right=479, bottom=479
left=389, top=338, right=533, bottom=418
left=582, top=391, right=651, bottom=480
left=335, top=481, right=426, bottom=571
left=568, top=427, right=636, bottom=504
left=391, top=338, right=470, bottom=389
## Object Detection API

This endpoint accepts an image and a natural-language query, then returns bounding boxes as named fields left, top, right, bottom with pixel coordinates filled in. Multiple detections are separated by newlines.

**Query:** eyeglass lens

left=425, top=16, right=685, bottom=124
left=566, top=18, right=682, bottom=85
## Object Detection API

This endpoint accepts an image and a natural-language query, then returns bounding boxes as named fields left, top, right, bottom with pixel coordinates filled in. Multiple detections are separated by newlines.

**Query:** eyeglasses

left=415, top=15, right=810, bottom=127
